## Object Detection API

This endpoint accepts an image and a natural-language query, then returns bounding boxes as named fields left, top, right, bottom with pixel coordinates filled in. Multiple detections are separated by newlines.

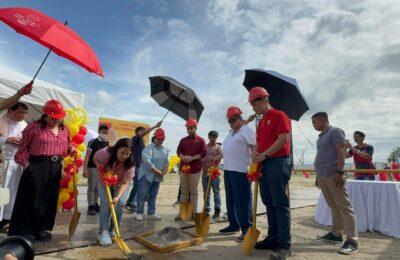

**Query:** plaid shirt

left=15, top=122, right=70, bottom=167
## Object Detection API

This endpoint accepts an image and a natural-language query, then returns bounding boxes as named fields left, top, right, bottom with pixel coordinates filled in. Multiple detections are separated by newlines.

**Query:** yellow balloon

left=68, top=124, right=79, bottom=136
left=77, top=143, right=86, bottom=152
left=67, top=181, right=74, bottom=193
left=58, top=189, right=70, bottom=205
left=63, top=156, right=74, bottom=167
left=75, top=150, right=82, bottom=158
left=74, top=174, right=79, bottom=184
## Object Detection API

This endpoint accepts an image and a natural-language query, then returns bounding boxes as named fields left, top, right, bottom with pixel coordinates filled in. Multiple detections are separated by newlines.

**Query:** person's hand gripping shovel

left=242, top=163, right=262, bottom=255
left=179, top=164, right=193, bottom=221
left=195, top=164, right=221, bottom=237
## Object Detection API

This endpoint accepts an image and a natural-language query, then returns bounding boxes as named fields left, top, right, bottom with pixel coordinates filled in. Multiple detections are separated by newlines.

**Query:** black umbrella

left=243, top=69, right=309, bottom=121
left=149, top=76, right=204, bottom=121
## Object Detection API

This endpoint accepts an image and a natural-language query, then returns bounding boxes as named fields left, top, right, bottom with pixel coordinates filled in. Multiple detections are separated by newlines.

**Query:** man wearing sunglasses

left=249, top=87, right=292, bottom=260
left=220, top=106, right=256, bottom=242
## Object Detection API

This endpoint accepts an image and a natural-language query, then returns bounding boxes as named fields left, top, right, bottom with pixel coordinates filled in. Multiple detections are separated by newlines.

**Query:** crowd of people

left=1, top=83, right=399, bottom=259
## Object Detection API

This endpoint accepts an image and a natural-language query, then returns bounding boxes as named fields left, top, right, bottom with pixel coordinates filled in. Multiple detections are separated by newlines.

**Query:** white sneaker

left=98, top=230, right=112, bottom=246
left=147, top=214, right=161, bottom=220
left=136, top=214, right=143, bottom=221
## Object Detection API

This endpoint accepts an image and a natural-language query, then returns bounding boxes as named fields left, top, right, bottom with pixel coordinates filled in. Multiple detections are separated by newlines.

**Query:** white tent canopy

left=0, top=75, right=84, bottom=122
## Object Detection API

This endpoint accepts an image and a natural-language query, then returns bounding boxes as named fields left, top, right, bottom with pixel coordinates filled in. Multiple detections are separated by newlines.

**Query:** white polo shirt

left=222, top=125, right=256, bottom=173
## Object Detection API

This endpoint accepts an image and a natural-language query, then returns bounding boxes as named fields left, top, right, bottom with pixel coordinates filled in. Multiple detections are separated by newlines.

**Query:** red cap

left=249, top=87, right=269, bottom=103
left=154, top=128, right=165, bottom=140
left=185, top=118, right=197, bottom=127
left=226, top=106, right=242, bottom=119
left=42, top=99, right=65, bottom=119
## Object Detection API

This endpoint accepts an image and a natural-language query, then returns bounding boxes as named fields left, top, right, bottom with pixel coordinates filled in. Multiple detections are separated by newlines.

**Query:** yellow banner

left=99, top=117, right=150, bottom=145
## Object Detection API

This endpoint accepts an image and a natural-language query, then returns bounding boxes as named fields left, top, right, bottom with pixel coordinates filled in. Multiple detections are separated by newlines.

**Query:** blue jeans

left=259, top=157, right=291, bottom=249
left=127, top=167, right=140, bottom=207
left=136, top=176, right=161, bottom=215
left=224, top=170, right=252, bottom=232
left=201, top=176, right=221, bottom=212
left=98, top=183, right=131, bottom=234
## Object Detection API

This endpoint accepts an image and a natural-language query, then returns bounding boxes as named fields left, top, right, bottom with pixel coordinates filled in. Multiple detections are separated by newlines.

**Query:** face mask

left=99, top=133, right=107, bottom=141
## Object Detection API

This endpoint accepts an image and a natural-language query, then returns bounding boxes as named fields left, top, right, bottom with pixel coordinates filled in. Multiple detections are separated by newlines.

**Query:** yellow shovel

left=179, top=172, right=193, bottom=221
left=242, top=180, right=260, bottom=255
left=105, top=184, right=141, bottom=259
left=195, top=175, right=212, bottom=237
left=68, top=164, right=81, bottom=239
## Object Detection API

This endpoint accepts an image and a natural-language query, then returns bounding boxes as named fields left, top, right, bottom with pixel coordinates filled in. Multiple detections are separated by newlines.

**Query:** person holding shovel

left=221, top=106, right=255, bottom=242
left=135, top=128, right=169, bottom=221
left=175, top=118, right=207, bottom=221
left=249, top=87, right=292, bottom=259
left=93, top=138, right=135, bottom=246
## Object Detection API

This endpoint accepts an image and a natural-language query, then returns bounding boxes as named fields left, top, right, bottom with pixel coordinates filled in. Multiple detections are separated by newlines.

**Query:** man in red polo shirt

left=175, top=118, right=207, bottom=220
left=249, top=87, right=292, bottom=259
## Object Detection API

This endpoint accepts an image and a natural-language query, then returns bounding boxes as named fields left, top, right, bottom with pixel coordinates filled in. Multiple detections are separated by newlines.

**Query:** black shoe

left=219, top=226, right=240, bottom=233
left=236, top=232, right=246, bottom=242
left=255, top=237, right=277, bottom=250
left=94, top=203, right=100, bottom=213
left=124, top=204, right=136, bottom=213
left=269, top=248, right=291, bottom=260
left=87, top=205, right=96, bottom=216
left=213, top=209, right=221, bottom=219
left=317, top=232, right=343, bottom=244
left=34, top=231, right=52, bottom=242
left=338, top=239, right=358, bottom=255
left=20, top=234, right=36, bottom=243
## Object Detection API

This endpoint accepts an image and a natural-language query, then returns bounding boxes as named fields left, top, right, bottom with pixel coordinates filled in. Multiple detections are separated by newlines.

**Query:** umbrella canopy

left=0, top=7, right=103, bottom=77
left=243, top=69, right=309, bottom=121
left=149, top=76, right=204, bottom=121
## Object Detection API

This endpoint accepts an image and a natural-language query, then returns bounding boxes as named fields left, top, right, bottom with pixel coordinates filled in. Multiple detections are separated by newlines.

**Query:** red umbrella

left=0, top=7, right=104, bottom=79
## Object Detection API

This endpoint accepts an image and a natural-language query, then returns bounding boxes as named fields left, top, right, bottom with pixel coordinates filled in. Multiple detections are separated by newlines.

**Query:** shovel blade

left=68, top=211, right=81, bottom=239
left=242, top=227, right=260, bottom=255
left=195, top=213, right=211, bottom=237
left=179, top=202, right=194, bottom=221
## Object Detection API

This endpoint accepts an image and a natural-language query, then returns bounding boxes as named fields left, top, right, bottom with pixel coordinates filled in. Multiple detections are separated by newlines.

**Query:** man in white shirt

left=220, top=106, right=256, bottom=242
left=0, top=102, right=28, bottom=233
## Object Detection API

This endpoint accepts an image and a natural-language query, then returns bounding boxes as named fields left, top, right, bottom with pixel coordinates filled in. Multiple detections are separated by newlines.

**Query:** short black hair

left=8, top=102, right=28, bottom=111
left=311, top=112, right=328, bottom=120
left=135, top=126, right=145, bottom=134
left=98, top=124, right=109, bottom=132
left=354, top=131, right=366, bottom=139
left=208, top=130, right=218, bottom=137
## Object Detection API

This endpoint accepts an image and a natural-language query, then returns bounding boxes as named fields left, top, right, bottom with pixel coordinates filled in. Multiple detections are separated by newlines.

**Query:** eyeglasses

left=228, top=117, right=239, bottom=124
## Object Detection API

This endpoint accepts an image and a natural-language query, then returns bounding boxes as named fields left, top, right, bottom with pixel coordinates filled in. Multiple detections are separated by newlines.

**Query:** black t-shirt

left=87, top=138, right=109, bottom=168
left=131, top=135, right=145, bottom=167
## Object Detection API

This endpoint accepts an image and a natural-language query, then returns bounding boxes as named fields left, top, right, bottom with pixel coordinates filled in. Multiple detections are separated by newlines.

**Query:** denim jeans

left=126, top=167, right=140, bottom=207
left=259, top=157, right=291, bottom=249
left=98, top=183, right=132, bottom=234
left=136, top=176, right=161, bottom=215
left=224, top=170, right=252, bottom=232
left=201, top=176, right=221, bottom=212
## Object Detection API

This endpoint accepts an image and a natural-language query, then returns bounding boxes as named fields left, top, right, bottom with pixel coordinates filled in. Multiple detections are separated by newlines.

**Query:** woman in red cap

left=135, top=128, right=169, bottom=221
left=9, top=99, right=72, bottom=242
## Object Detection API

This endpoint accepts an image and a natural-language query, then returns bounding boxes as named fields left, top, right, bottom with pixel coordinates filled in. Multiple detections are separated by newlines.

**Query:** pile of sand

left=146, top=227, right=193, bottom=247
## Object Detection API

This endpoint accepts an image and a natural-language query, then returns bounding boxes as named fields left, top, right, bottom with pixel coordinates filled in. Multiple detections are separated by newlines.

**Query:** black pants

left=8, top=157, right=62, bottom=236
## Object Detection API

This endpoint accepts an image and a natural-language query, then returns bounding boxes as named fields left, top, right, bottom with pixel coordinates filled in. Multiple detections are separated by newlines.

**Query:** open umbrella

left=149, top=76, right=204, bottom=121
left=243, top=69, right=309, bottom=121
left=0, top=7, right=104, bottom=80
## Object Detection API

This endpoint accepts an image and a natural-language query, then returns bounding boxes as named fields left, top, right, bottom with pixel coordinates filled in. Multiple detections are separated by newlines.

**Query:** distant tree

left=388, top=147, right=400, bottom=162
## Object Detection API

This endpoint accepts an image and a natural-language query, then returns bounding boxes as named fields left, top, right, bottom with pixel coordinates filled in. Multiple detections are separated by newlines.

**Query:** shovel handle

left=104, top=185, right=121, bottom=237
left=201, top=175, right=213, bottom=214
left=252, top=181, right=259, bottom=229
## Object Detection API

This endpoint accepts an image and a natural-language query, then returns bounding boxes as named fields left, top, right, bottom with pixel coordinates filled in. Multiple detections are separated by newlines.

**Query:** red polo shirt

left=177, top=134, right=207, bottom=174
left=256, top=108, right=291, bottom=157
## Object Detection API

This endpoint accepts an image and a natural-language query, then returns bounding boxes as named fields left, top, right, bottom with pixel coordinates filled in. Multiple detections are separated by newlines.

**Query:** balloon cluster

left=99, top=165, right=118, bottom=186
left=168, top=155, right=180, bottom=173
left=181, top=164, right=191, bottom=174
left=208, top=165, right=220, bottom=180
left=247, top=163, right=262, bottom=182
left=58, top=107, right=89, bottom=210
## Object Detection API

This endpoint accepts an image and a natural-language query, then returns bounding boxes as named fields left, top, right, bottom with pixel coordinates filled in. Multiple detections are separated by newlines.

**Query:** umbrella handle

left=32, top=21, right=68, bottom=81
left=160, top=89, right=184, bottom=123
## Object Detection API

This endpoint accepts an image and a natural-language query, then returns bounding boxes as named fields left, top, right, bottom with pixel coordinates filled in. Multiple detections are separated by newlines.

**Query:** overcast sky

left=1, top=0, right=399, bottom=164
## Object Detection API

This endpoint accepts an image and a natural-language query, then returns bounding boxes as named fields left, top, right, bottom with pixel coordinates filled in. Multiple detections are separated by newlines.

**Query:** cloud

left=132, top=16, right=164, bottom=40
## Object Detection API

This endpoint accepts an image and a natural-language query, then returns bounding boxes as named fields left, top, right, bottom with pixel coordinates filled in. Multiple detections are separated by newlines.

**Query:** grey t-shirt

left=314, top=126, right=345, bottom=177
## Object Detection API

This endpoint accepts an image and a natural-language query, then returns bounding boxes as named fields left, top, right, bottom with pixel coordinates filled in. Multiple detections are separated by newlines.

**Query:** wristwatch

left=336, top=170, right=345, bottom=175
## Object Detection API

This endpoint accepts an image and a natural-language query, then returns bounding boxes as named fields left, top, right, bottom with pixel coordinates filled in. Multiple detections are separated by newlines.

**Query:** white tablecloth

left=315, top=180, right=400, bottom=238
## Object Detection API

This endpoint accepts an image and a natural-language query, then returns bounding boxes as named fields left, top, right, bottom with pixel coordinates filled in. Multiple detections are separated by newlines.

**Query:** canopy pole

left=32, top=21, right=68, bottom=81
left=160, top=89, right=184, bottom=123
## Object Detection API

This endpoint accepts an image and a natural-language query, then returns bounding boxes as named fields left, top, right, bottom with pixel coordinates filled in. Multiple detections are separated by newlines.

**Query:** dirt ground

left=33, top=173, right=400, bottom=260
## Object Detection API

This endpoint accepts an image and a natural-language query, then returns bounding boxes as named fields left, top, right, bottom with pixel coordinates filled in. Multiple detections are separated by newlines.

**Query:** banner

left=99, top=117, right=150, bottom=145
